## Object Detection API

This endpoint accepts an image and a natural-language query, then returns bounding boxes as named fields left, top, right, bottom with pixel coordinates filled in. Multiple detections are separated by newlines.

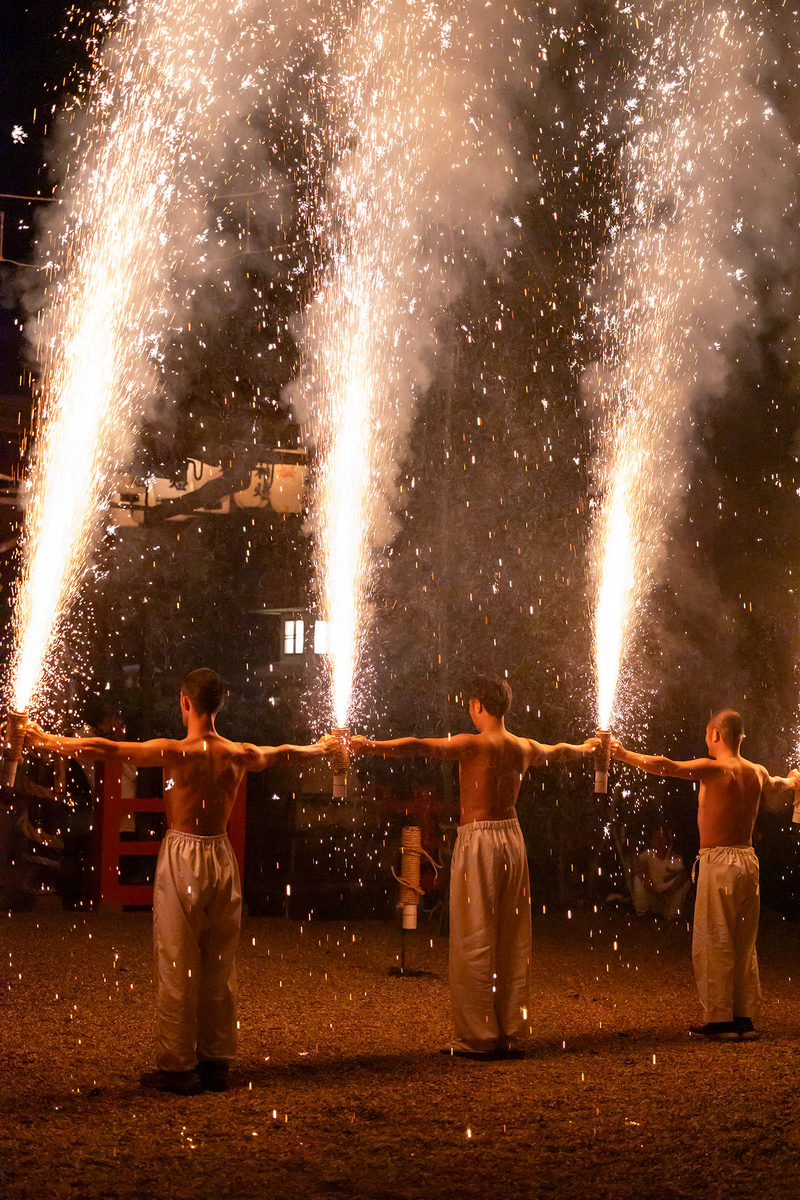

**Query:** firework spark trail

left=9, top=0, right=266, bottom=717
left=589, top=3, right=787, bottom=731
left=595, top=477, right=633, bottom=730
left=290, top=0, right=534, bottom=727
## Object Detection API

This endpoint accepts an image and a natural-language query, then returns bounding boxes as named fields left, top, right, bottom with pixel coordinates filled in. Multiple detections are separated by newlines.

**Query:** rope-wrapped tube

left=0, top=709, right=28, bottom=787
left=331, top=727, right=349, bottom=798
left=394, top=825, right=422, bottom=930
left=391, top=825, right=442, bottom=931
left=594, top=728, right=611, bottom=795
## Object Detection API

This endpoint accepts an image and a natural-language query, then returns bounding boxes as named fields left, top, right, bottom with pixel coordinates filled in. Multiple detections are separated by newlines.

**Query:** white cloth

left=633, top=849, right=691, bottom=919
left=448, top=817, right=531, bottom=1053
left=639, top=848, right=684, bottom=891
left=153, top=829, right=242, bottom=1071
left=692, top=845, right=761, bottom=1024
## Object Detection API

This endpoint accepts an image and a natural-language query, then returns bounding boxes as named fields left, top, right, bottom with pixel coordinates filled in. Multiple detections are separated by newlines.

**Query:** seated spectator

left=632, top=826, right=691, bottom=920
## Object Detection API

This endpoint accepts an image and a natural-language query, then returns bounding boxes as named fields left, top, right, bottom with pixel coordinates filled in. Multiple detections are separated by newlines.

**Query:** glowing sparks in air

left=595, top=478, right=634, bottom=731
left=297, top=0, right=450, bottom=726
left=10, top=0, right=533, bottom=729
left=292, top=0, right=531, bottom=727
left=8, top=0, right=229, bottom=714
left=590, top=4, right=776, bottom=730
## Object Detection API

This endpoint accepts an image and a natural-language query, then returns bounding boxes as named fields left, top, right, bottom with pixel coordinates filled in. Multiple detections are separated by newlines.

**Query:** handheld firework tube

left=331, top=727, right=350, bottom=798
left=594, top=728, right=611, bottom=795
left=392, top=825, right=425, bottom=930
left=1, top=709, right=29, bottom=787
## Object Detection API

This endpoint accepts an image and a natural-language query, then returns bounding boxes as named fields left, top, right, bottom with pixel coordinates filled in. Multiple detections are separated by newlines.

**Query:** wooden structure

left=91, top=763, right=246, bottom=907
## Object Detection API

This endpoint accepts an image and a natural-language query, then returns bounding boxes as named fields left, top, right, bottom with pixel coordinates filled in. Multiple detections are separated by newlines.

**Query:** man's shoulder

left=455, top=731, right=504, bottom=757
left=215, top=736, right=251, bottom=758
left=181, top=734, right=245, bottom=758
left=504, top=728, right=537, bottom=749
left=144, top=736, right=185, bottom=753
left=452, top=731, right=482, bottom=752
left=693, top=755, right=726, bottom=774
left=498, top=730, right=535, bottom=760
left=739, top=757, right=769, bottom=781
left=718, top=754, right=763, bottom=776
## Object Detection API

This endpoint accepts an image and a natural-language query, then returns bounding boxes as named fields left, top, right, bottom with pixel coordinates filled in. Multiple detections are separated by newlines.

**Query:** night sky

left=0, top=1, right=72, bottom=391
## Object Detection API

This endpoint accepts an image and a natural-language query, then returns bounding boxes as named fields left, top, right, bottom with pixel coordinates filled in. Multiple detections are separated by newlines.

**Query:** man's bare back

left=147, top=732, right=269, bottom=835
left=695, top=753, right=767, bottom=848
left=454, top=728, right=538, bottom=822
left=25, top=702, right=334, bottom=836
left=611, top=716, right=797, bottom=848
left=350, top=697, right=598, bottom=822
left=159, top=730, right=338, bottom=834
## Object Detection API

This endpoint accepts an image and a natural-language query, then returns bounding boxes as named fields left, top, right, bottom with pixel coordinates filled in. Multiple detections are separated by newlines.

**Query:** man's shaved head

left=708, top=709, right=744, bottom=750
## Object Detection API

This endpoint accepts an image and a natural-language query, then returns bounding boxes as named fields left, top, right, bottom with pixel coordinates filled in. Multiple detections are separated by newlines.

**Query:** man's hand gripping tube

left=594, top=729, right=611, bottom=795
left=331, top=727, right=349, bottom=798
left=1, top=710, right=29, bottom=787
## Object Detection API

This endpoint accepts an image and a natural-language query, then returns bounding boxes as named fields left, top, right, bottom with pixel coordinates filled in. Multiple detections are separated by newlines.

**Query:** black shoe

left=733, top=1017, right=758, bottom=1041
left=439, top=1045, right=494, bottom=1060
left=689, top=1021, right=739, bottom=1041
left=198, top=1060, right=230, bottom=1092
left=140, top=1069, right=202, bottom=1095
left=493, top=1045, right=525, bottom=1060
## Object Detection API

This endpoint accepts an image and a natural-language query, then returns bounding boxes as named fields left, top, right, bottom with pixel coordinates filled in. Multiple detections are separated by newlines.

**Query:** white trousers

left=153, top=830, right=242, bottom=1071
left=692, top=846, right=761, bottom=1024
left=449, top=818, right=531, bottom=1053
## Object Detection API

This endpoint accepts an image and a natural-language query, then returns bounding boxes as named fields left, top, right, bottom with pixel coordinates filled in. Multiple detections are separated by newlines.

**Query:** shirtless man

left=611, top=709, right=799, bottom=1040
left=350, top=673, right=598, bottom=1059
left=25, top=667, right=335, bottom=1093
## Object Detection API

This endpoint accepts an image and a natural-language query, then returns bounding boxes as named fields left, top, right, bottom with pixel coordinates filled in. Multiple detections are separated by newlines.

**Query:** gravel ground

left=2, top=903, right=800, bottom=1200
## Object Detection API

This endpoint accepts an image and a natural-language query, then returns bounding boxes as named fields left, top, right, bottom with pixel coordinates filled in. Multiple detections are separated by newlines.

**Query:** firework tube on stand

left=594, top=728, right=611, bottom=795
left=392, top=825, right=425, bottom=930
left=1, top=709, right=29, bottom=787
left=331, top=727, right=349, bottom=798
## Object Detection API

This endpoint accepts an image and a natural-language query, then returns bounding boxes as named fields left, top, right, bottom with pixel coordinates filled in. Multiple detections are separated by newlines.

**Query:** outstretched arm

left=610, top=738, right=715, bottom=781
left=349, top=734, right=472, bottom=761
left=759, top=767, right=800, bottom=813
left=25, top=723, right=181, bottom=769
left=527, top=737, right=600, bottom=767
left=240, top=735, right=337, bottom=772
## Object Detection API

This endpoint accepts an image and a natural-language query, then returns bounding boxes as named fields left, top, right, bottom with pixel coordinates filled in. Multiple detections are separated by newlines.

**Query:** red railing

left=91, top=763, right=246, bottom=907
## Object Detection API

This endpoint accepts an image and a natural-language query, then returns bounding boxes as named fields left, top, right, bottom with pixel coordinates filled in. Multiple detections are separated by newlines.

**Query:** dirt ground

left=2, top=904, right=800, bottom=1200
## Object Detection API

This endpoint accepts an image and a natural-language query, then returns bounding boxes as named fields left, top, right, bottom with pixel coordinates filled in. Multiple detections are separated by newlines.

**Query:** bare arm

left=610, top=739, right=716, bottom=782
left=527, top=737, right=600, bottom=767
left=759, top=768, right=800, bottom=813
left=349, top=734, right=472, bottom=762
left=25, top=725, right=182, bottom=769
left=761, top=771, right=799, bottom=795
left=240, top=736, right=336, bottom=772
